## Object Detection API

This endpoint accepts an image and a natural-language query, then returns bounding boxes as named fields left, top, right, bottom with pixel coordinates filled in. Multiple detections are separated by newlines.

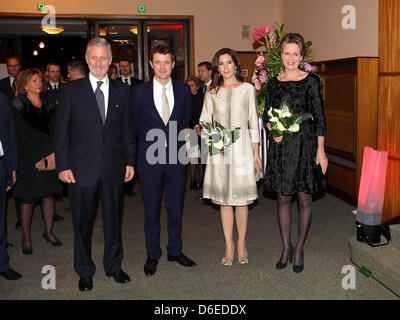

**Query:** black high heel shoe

left=43, top=232, right=63, bottom=247
left=21, top=238, right=33, bottom=255
left=275, top=245, right=294, bottom=270
left=293, top=250, right=304, bottom=273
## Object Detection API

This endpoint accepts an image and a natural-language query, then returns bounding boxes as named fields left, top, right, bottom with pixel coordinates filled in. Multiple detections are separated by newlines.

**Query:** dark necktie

left=95, top=81, right=106, bottom=125
left=124, top=78, right=129, bottom=86
left=11, top=78, right=16, bottom=96
left=203, top=85, right=207, bottom=94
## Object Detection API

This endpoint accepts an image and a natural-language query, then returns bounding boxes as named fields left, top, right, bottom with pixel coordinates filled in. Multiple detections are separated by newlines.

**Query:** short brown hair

left=16, top=68, right=45, bottom=96
left=279, top=33, right=306, bottom=56
left=150, top=45, right=175, bottom=62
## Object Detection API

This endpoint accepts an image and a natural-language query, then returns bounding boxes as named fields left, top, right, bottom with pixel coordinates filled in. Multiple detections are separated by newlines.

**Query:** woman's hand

left=254, top=152, right=262, bottom=172
left=45, top=153, right=56, bottom=171
left=266, top=122, right=282, bottom=143
left=195, top=125, right=202, bottom=137
left=316, top=151, right=328, bottom=174
left=35, top=158, right=46, bottom=171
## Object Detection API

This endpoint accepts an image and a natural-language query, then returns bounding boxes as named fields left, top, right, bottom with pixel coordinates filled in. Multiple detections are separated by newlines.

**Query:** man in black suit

left=45, top=62, right=64, bottom=104
left=67, top=61, right=88, bottom=81
left=55, top=37, right=136, bottom=291
left=0, top=92, right=21, bottom=281
left=118, top=59, right=143, bottom=198
left=132, top=45, right=196, bottom=277
left=0, top=56, right=21, bottom=101
left=118, top=59, right=143, bottom=87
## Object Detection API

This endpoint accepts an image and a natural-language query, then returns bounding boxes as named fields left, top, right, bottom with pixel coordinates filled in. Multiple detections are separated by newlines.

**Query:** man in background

left=67, top=61, right=88, bottom=81
left=0, top=56, right=21, bottom=101
left=118, top=59, right=143, bottom=197
left=45, top=62, right=64, bottom=104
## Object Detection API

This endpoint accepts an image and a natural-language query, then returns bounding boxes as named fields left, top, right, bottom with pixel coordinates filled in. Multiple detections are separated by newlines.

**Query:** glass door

left=143, top=21, right=189, bottom=82
left=95, top=21, right=143, bottom=80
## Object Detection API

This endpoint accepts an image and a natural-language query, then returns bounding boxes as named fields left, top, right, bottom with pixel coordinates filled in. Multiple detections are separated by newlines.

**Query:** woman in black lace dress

left=263, top=33, right=328, bottom=273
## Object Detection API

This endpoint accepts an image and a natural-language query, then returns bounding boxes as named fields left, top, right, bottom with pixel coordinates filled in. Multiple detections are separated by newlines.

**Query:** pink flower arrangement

left=251, top=23, right=317, bottom=118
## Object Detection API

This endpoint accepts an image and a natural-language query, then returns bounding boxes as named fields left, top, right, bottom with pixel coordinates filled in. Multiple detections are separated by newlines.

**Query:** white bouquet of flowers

left=200, top=120, right=241, bottom=155
left=267, top=101, right=303, bottom=142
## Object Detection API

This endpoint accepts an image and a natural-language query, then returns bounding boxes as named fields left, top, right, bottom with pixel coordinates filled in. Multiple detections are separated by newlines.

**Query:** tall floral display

left=251, top=23, right=316, bottom=118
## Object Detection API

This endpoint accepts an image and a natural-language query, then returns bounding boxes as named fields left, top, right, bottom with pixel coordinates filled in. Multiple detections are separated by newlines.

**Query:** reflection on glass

left=147, top=24, right=185, bottom=82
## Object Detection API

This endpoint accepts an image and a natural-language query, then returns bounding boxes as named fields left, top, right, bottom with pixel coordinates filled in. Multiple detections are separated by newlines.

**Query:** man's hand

left=125, top=166, right=134, bottom=182
left=58, top=169, right=76, bottom=183
left=195, top=125, right=202, bottom=137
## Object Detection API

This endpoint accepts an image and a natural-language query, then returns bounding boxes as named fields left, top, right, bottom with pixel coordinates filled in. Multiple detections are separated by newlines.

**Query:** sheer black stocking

left=276, top=193, right=293, bottom=264
left=294, top=192, right=312, bottom=266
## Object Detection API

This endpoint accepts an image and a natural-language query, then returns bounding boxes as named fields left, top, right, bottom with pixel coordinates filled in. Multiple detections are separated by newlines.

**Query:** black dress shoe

left=106, top=269, right=131, bottom=283
left=167, top=252, right=197, bottom=267
left=293, top=250, right=304, bottom=273
left=195, top=195, right=203, bottom=200
left=21, top=239, right=33, bottom=255
left=189, top=181, right=197, bottom=190
left=15, top=221, right=21, bottom=230
left=6, top=242, right=13, bottom=249
left=78, top=277, right=93, bottom=291
left=144, top=258, right=158, bottom=276
left=195, top=181, right=203, bottom=190
left=43, top=232, right=63, bottom=247
left=0, top=268, right=22, bottom=280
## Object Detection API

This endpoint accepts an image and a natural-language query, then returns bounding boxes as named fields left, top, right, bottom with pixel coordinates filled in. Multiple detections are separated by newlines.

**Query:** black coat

left=117, top=76, right=143, bottom=87
left=189, top=88, right=204, bottom=129
left=0, top=76, right=15, bottom=102
left=10, top=94, right=62, bottom=198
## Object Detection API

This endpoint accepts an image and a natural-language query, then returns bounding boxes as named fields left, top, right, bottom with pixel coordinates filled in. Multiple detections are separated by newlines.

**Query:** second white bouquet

left=200, top=121, right=241, bottom=155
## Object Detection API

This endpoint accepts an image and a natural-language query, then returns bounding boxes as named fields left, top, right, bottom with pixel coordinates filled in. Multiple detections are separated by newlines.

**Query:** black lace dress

left=262, top=73, right=327, bottom=195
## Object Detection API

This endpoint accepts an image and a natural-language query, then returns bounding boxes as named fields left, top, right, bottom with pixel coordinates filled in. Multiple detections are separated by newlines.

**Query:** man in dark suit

left=55, top=38, right=136, bottom=291
left=118, top=59, right=143, bottom=198
left=118, top=59, right=143, bottom=87
left=0, top=92, right=22, bottom=280
left=0, top=56, right=21, bottom=101
left=132, top=45, right=196, bottom=277
left=45, top=62, right=64, bottom=104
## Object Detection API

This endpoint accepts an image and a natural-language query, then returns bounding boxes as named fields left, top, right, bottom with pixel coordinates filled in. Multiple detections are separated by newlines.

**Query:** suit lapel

left=169, top=79, right=180, bottom=123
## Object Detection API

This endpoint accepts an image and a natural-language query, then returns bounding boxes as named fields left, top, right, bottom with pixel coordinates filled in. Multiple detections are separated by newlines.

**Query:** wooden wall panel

left=237, top=52, right=257, bottom=84
left=378, top=0, right=400, bottom=224
left=327, top=164, right=356, bottom=197
left=379, top=0, right=400, bottom=72
left=377, top=76, right=400, bottom=157
left=356, top=58, right=378, bottom=195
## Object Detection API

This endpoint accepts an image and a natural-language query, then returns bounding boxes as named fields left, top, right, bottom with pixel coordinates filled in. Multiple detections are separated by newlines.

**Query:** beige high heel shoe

left=221, top=246, right=235, bottom=267
left=237, top=249, right=248, bottom=264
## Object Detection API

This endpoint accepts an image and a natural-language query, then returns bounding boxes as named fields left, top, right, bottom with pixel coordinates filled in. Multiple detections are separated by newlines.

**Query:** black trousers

left=0, top=160, right=9, bottom=272
left=69, top=173, right=124, bottom=278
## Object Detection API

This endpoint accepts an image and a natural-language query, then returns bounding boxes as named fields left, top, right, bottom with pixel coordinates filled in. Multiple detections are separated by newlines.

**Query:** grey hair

left=85, top=37, right=112, bottom=57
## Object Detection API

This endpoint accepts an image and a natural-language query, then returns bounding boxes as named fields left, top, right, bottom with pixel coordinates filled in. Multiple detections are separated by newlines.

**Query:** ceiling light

left=39, top=42, right=45, bottom=49
left=41, top=26, right=64, bottom=34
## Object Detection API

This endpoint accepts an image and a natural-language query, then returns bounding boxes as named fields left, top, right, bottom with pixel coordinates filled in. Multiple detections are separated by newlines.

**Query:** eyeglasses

left=7, top=64, right=20, bottom=67
left=88, top=56, right=110, bottom=62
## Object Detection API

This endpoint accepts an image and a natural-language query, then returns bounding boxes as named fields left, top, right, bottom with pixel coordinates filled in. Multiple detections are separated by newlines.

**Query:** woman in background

left=185, top=75, right=204, bottom=190
left=11, top=68, right=63, bottom=255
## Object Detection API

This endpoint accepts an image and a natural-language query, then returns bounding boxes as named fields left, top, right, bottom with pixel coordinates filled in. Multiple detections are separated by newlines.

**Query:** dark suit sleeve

left=7, top=102, right=18, bottom=171
left=131, top=86, right=141, bottom=138
left=124, top=86, right=136, bottom=166
left=55, top=84, right=72, bottom=172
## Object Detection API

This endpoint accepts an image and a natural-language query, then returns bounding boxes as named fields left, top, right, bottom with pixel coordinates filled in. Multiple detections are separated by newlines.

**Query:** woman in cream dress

left=198, top=48, right=262, bottom=266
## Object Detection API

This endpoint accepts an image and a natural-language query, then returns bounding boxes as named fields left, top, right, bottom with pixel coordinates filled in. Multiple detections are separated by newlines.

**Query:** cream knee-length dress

left=199, top=82, right=260, bottom=206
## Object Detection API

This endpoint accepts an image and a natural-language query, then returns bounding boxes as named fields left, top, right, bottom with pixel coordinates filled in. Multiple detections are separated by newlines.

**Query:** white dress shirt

left=49, top=81, right=60, bottom=90
left=9, top=76, right=16, bottom=88
left=203, top=79, right=212, bottom=93
left=89, top=73, right=109, bottom=117
left=153, top=78, right=174, bottom=119
left=0, top=140, right=4, bottom=157
left=121, top=76, right=131, bottom=86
